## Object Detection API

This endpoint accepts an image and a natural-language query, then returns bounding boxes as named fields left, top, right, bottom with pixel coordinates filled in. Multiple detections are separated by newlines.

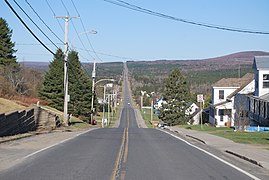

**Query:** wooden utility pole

left=55, top=16, right=79, bottom=126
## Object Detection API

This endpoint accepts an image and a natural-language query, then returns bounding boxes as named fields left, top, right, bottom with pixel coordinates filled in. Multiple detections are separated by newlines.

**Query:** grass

left=214, top=131, right=269, bottom=145
left=141, top=108, right=159, bottom=128
left=178, top=125, right=269, bottom=145
left=0, top=97, right=29, bottom=113
left=42, top=106, right=91, bottom=129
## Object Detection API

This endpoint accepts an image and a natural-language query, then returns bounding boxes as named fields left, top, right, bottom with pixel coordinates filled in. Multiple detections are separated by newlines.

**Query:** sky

left=1, top=0, right=269, bottom=63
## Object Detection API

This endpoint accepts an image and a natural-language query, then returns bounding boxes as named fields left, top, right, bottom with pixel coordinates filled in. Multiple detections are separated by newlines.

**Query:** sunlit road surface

left=0, top=69, right=258, bottom=180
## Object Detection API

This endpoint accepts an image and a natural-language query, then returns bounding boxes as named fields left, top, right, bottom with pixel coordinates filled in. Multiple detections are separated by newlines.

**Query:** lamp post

left=92, top=79, right=114, bottom=127
left=150, top=92, right=155, bottom=123
left=69, top=30, right=97, bottom=124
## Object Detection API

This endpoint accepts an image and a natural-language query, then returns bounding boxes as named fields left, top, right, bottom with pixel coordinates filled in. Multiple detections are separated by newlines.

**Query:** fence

left=0, top=106, right=61, bottom=137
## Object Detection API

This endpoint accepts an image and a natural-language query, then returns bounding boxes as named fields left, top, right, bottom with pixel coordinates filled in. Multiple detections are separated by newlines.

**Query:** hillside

left=128, top=51, right=269, bottom=72
left=0, top=98, right=28, bottom=114
left=21, top=61, right=124, bottom=82
left=127, top=51, right=269, bottom=99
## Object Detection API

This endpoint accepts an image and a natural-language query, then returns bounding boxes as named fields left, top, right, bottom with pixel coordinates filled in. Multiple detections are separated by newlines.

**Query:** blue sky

left=1, top=0, right=269, bottom=63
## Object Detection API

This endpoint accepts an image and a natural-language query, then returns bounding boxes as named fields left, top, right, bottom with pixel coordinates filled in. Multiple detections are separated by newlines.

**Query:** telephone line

left=4, top=0, right=55, bottom=55
left=12, top=0, right=59, bottom=49
left=70, top=0, right=102, bottom=62
left=104, top=0, right=269, bottom=35
left=45, top=0, right=65, bottom=33
left=24, top=0, right=64, bottom=44
left=70, top=19, right=95, bottom=60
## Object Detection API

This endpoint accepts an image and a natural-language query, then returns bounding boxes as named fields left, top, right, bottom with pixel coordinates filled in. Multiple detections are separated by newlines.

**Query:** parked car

left=158, top=122, right=168, bottom=128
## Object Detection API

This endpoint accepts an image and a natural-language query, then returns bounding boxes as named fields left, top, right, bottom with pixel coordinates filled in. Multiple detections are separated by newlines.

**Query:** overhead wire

left=76, top=47, right=135, bottom=61
left=4, top=0, right=55, bottom=55
left=12, top=0, right=59, bottom=49
left=70, top=0, right=103, bottom=62
left=24, top=0, right=64, bottom=44
left=104, top=0, right=269, bottom=35
left=60, top=0, right=70, bottom=15
left=45, top=0, right=65, bottom=33
left=70, top=19, right=95, bottom=60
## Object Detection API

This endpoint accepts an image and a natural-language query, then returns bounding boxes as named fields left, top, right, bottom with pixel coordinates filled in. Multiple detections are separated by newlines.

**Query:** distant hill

left=126, top=51, right=269, bottom=97
left=20, top=61, right=124, bottom=83
left=128, top=51, right=269, bottom=72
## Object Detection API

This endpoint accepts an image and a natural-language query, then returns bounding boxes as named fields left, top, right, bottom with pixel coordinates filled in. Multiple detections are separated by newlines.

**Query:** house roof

left=253, top=56, right=269, bottom=70
left=213, top=73, right=254, bottom=88
left=226, top=75, right=254, bottom=99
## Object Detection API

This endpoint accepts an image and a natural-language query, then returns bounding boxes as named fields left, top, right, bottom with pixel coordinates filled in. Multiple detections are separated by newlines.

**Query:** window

left=219, top=109, right=224, bottom=116
left=219, top=90, right=224, bottom=99
left=219, top=109, right=232, bottom=116
left=263, top=74, right=269, bottom=88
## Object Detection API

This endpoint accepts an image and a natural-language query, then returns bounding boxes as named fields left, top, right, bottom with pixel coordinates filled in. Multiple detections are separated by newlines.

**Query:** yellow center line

left=111, top=128, right=126, bottom=180
left=127, top=108, right=130, bottom=128
left=123, top=127, right=129, bottom=163
left=111, top=108, right=130, bottom=180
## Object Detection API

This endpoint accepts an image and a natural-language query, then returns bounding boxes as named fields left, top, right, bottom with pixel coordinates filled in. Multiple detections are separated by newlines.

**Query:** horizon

left=2, top=0, right=269, bottom=63
left=18, top=50, right=269, bottom=63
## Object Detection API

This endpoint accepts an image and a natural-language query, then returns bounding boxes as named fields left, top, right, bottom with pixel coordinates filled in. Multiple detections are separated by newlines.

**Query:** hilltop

left=126, top=51, right=269, bottom=98
left=127, top=51, right=269, bottom=72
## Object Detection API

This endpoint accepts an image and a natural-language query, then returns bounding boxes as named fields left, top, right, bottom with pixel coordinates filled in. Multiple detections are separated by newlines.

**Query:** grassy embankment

left=141, top=108, right=159, bottom=128
left=0, top=98, right=29, bottom=113
left=178, top=125, right=269, bottom=145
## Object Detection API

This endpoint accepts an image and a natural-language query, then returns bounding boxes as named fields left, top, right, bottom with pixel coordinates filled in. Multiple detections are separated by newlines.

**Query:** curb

left=225, top=150, right=263, bottom=168
left=185, top=134, right=206, bottom=144
left=0, top=133, right=34, bottom=144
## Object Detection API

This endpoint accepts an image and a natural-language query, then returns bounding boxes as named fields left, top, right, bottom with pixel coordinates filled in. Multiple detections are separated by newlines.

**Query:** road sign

left=197, top=94, right=204, bottom=102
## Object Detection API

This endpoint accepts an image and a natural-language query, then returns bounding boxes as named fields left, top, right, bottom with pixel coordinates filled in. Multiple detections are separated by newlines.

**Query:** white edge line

left=161, top=129, right=261, bottom=180
left=23, top=128, right=98, bottom=159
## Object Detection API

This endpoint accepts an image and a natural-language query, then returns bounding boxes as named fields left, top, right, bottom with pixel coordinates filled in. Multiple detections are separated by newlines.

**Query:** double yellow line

left=111, top=109, right=130, bottom=180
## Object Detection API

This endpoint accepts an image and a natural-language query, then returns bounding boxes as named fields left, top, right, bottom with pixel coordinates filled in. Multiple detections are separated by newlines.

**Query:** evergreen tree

left=39, top=49, right=64, bottom=110
left=0, top=18, right=17, bottom=67
left=159, top=69, right=191, bottom=125
left=68, top=50, right=92, bottom=118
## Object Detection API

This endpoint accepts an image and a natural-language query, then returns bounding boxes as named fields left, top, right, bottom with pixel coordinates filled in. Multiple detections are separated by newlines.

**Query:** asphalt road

left=0, top=68, right=258, bottom=180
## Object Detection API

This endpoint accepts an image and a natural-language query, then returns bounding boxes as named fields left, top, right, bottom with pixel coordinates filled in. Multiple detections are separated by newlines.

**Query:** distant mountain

left=127, top=51, right=269, bottom=72
left=21, top=51, right=269, bottom=72
left=126, top=51, right=269, bottom=96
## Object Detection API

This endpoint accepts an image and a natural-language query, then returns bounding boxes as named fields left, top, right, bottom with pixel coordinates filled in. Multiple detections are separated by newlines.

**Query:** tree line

left=0, top=17, right=93, bottom=121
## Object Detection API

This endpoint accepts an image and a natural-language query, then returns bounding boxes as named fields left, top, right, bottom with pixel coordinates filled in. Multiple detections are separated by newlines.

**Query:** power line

left=76, top=47, right=135, bottom=61
left=45, top=0, right=65, bottom=33
left=16, top=43, right=62, bottom=45
left=24, top=0, right=64, bottom=44
left=60, top=0, right=70, bottom=15
left=12, top=0, right=59, bottom=49
left=70, top=19, right=95, bottom=60
left=70, top=0, right=103, bottom=62
left=104, top=0, right=269, bottom=35
left=4, top=0, right=55, bottom=55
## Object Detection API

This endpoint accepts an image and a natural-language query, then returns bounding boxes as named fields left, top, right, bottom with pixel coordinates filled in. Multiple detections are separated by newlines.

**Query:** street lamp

left=70, top=30, right=97, bottom=49
left=70, top=30, right=97, bottom=124
left=91, top=79, right=115, bottom=125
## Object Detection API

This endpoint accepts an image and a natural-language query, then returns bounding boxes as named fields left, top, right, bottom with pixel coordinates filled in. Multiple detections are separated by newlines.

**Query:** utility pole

left=91, top=60, right=96, bottom=124
left=55, top=16, right=79, bottom=126
left=102, top=85, right=106, bottom=128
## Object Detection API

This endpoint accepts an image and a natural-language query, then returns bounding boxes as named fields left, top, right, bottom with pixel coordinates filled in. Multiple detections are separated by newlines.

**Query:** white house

left=154, top=98, right=167, bottom=109
left=209, top=73, right=253, bottom=127
left=185, top=102, right=202, bottom=125
left=154, top=98, right=201, bottom=124
left=247, top=56, right=269, bottom=126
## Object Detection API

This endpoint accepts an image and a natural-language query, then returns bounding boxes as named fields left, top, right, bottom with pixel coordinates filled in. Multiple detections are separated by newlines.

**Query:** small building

left=209, top=73, right=253, bottom=127
left=154, top=98, right=167, bottom=109
left=185, top=103, right=201, bottom=125
left=247, top=56, right=269, bottom=126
